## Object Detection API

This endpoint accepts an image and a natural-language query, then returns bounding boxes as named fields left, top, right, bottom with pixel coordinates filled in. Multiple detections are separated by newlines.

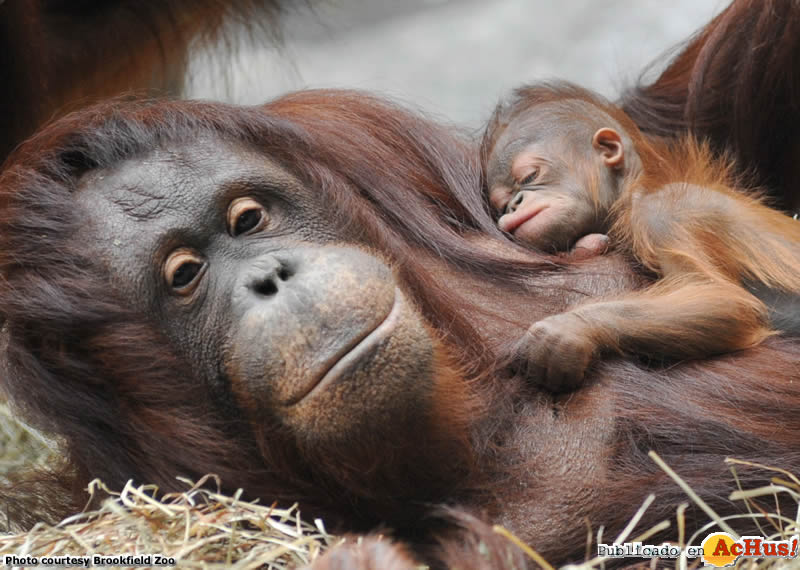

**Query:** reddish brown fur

left=620, top=0, right=800, bottom=211
left=617, top=138, right=800, bottom=291
left=0, top=0, right=290, bottom=163
left=0, top=90, right=799, bottom=570
left=4, top=3, right=800, bottom=566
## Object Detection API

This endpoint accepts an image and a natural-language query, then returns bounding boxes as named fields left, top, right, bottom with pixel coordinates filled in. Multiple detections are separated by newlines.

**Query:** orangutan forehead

left=77, top=149, right=209, bottom=226
left=76, top=139, right=299, bottom=223
left=487, top=99, right=619, bottom=186
left=508, top=100, right=617, bottom=141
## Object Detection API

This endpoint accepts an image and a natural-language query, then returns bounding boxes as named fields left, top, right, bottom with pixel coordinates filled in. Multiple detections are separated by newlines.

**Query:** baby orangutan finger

left=515, top=313, right=597, bottom=393
left=566, top=233, right=610, bottom=260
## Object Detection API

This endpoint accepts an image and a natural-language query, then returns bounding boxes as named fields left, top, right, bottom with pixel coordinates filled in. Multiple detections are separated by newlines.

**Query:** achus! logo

left=701, top=533, right=799, bottom=567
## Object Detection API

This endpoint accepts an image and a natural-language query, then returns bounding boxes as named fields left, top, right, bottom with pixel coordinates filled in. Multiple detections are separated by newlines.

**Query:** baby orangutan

left=483, top=82, right=800, bottom=391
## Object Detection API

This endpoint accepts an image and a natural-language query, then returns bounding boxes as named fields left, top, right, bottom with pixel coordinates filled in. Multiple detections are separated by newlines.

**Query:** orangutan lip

left=502, top=205, right=549, bottom=234
left=287, top=289, right=402, bottom=406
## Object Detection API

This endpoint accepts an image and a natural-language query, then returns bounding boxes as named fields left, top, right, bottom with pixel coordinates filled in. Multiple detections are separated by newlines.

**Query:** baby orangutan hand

left=513, top=311, right=598, bottom=393
left=563, top=233, right=610, bottom=260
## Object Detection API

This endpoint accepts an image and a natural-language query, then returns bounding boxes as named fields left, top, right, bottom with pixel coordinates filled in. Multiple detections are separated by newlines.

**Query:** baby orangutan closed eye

left=483, top=81, right=800, bottom=392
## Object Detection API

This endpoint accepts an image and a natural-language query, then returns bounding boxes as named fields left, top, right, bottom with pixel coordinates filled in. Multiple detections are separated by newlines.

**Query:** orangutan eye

left=228, top=197, right=268, bottom=236
left=518, top=168, right=540, bottom=187
left=164, top=249, right=206, bottom=293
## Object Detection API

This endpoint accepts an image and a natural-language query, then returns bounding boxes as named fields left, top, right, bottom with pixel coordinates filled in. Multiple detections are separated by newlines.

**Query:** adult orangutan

left=0, top=91, right=798, bottom=569
left=0, top=0, right=293, bottom=163
left=2, top=1, right=800, bottom=567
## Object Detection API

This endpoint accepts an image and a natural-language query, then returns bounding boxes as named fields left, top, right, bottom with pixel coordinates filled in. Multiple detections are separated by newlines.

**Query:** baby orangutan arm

left=517, top=277, right=770, bottom=392
left=517, top=181, right=797, bottom=393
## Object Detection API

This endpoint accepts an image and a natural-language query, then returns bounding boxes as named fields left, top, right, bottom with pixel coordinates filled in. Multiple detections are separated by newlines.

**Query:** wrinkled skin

left=485, top=103, right=617, bottom=253
left=76, top=139, right=444, bottom=453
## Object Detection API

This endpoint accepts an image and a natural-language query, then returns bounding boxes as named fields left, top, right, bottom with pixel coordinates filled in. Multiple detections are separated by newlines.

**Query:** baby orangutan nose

left=506, top=191, right=525, bottom=214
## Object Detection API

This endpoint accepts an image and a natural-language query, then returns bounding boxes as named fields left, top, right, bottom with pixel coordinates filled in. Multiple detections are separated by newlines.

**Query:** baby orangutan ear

left=592, top=127, right=624, bottom=170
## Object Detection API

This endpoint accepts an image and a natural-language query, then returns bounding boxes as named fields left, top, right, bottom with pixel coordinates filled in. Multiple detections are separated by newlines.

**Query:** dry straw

left=2, top=401, right=799, bottom=569
left=1, top=476, right=335, bottom=569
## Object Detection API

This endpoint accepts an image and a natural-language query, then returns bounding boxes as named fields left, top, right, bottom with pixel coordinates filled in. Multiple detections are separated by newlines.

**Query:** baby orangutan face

left=486, top=107, right=624, bottom=253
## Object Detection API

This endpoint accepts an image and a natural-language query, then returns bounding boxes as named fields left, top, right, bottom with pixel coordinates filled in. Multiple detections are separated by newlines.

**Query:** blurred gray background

left=188, top=0, right=727, bottom=129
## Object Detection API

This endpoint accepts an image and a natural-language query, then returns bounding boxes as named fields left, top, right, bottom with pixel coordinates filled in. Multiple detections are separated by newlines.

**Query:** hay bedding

left=2, top=476, right=335, bottom=569
left=1, top=402, right=799, bottom=569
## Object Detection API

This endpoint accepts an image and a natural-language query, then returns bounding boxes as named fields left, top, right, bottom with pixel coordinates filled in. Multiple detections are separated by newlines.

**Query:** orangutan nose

left=506, top=191, right=525, bottom=214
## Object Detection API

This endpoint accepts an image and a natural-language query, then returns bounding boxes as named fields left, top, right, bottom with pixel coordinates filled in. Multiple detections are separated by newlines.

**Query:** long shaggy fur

left=0, top=92, right=799, bottom=569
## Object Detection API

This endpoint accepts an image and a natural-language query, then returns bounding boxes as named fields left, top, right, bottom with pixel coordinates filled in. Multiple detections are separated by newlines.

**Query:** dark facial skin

left=75, top=138, right=439, bottom=447
left=486, top=107, right=623, bottom=253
